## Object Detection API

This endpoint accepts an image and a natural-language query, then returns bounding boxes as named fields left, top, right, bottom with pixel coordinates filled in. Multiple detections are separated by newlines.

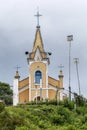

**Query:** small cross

left=58, top=64, right=64, bottom=71
left=34, top=8, right=42, bottom=28
left=15, top=65, right=21, bottom=72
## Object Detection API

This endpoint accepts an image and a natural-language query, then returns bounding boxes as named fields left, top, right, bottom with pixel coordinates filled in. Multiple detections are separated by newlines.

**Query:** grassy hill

left=0, top=100, right=87, bottom=130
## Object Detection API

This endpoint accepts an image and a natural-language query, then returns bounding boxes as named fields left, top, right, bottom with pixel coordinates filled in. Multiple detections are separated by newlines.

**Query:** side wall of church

left=48, top=90, right=56, bottom=100
left=19, top=89, right=29, bottom=103
left=48, top=90, right=61, bottom=100
left=19, top=78, right=29, bottom=89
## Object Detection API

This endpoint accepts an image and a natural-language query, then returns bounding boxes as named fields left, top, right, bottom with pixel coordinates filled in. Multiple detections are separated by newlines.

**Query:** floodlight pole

left=74, top=58, right=81, bottom=96
left=67, top=35, right=73, bottom=101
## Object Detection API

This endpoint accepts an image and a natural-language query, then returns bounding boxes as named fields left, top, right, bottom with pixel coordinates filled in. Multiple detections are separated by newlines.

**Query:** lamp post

left=67, top=35, right=73, bottom=101
left=74, top=58, right=81, bottom=96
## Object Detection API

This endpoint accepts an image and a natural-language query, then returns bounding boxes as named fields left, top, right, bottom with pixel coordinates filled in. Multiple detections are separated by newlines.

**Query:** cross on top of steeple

left=58, top=64, right=64, bottom=71
left=15, top=65, right=21, bottom=72
left=34, top=8, right=42, bottom=28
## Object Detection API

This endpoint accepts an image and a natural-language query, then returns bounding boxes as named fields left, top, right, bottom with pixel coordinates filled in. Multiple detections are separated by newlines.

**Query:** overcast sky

left=0, top=0, right=87, bottom=98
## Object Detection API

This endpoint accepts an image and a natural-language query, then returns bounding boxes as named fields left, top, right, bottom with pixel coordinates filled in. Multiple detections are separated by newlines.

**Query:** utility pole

left=67, top=35, right=73, bottom=101
left=74, top=58, right=81, bottom=95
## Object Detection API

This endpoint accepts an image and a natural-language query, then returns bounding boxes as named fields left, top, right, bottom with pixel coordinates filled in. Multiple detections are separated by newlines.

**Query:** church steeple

left=32, top=27, right=44, bottom=52
left=27, top=10, right=50, bottom=64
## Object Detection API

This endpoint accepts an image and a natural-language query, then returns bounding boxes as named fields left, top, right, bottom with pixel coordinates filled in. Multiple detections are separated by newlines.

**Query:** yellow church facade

left=13, top=25, right=66, bottom=106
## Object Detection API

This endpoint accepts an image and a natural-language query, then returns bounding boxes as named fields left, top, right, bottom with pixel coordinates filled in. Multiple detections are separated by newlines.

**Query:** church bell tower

left=26, top=11, right=51, bottom=101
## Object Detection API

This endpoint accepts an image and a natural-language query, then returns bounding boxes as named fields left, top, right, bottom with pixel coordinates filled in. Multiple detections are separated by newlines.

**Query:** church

left=13, top=12, right=66, bottom=106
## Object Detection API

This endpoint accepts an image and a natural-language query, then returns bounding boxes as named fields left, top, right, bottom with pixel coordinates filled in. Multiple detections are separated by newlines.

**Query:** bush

left=67, top=125, right=77, bottom=130
left=80, top=122, right=87, bottom=129
left=76, top=107, right=87, bottom=115
left=57, top=106, right=72, bottom=123
left=45, top=99, right=57, bottom=105
left=0, top=103, right=87, bottom=129
left=0, top=102, right=5, bottom=112
left=59, top=125, right=77, bottom=130
left=63, top=99, right=74, bottom=109
left=74, top=118, right=82, bottom=128
left=51, top=114, right=64, bottom=125
left=75, top=94, right=86, bottom=106
left=84, top=114, right=87, bottom=122
left=15, top=126, right=29, bottom=130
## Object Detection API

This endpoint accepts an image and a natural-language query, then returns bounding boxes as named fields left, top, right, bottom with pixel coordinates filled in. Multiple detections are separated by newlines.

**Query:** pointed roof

left=32, top=27, right=44, bottom=52
left=28, top=27, right=50, bottom=64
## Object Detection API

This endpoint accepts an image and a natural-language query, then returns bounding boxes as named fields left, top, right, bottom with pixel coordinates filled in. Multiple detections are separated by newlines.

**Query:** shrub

left=63, top=99, right=74, bottom=109
left=51, top=114, right=64, bottom=125
left=38, top=120, right=51, bottom=129
left=80, top=122, right=87, bottom=129
left=57, top=106, right=71, bottom=123
left=76, top=106, right=87, bottom=115
left=0, top=102, right=5, bottom=112
left=74, top=118, right=82, bottom=128
left=46, top=99, right=57, bottom=105
left=67, top=125, right=77, bottom=130
left=84, top=114, right=87, bottom=122
left=59, top=125, right=77, bottom=130
left=15, top=126, right=29, bottom=130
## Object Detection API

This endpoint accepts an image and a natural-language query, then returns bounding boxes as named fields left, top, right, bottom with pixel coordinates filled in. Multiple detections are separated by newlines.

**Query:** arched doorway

left=34, top=96, right=40, bottom=101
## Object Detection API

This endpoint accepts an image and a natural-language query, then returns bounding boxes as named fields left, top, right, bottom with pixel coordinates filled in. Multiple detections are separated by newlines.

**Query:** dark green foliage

left=76, top=106, right=87, bottom=115
left=57, top=106, right=71, bottom=121
left=63, top=99, right=74, bottom=109
left=0, top=102, right=5, bottom=112
left=50, top=113, right=64, bottom=125
left=74, top=93, right=86, bottom=106
left=0, top=101, right=87, bottom=130
left=0, top=108, right=25, bottom=130
left=0, top=82, right=13, bottom=105
left=66, top=125, right=77, bottom=130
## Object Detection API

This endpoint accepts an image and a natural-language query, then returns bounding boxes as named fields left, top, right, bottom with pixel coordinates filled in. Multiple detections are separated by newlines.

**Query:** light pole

left=67, top=35, right=73, bottom=101
left=74, top=58, right=81, bottom=96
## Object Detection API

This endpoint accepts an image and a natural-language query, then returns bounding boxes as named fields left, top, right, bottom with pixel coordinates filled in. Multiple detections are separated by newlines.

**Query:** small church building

left=13, top=16, right=66, bottom=106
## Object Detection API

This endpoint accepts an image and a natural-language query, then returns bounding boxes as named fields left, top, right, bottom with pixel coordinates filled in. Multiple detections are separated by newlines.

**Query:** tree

left=74, top=93, right=86, bottom=106
left=0, top=82, right=13, bottom=105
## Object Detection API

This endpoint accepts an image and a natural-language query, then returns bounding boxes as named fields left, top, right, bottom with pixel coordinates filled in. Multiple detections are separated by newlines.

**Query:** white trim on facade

left=13, top=78, right=19, bottom=106
left=19, top=85, right=29, bottom=93
left=46, top=62, right=48, bottom=99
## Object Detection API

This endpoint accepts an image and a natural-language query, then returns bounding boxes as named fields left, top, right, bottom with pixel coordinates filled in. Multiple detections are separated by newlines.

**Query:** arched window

left=35, top=70, right=42, bottom=84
